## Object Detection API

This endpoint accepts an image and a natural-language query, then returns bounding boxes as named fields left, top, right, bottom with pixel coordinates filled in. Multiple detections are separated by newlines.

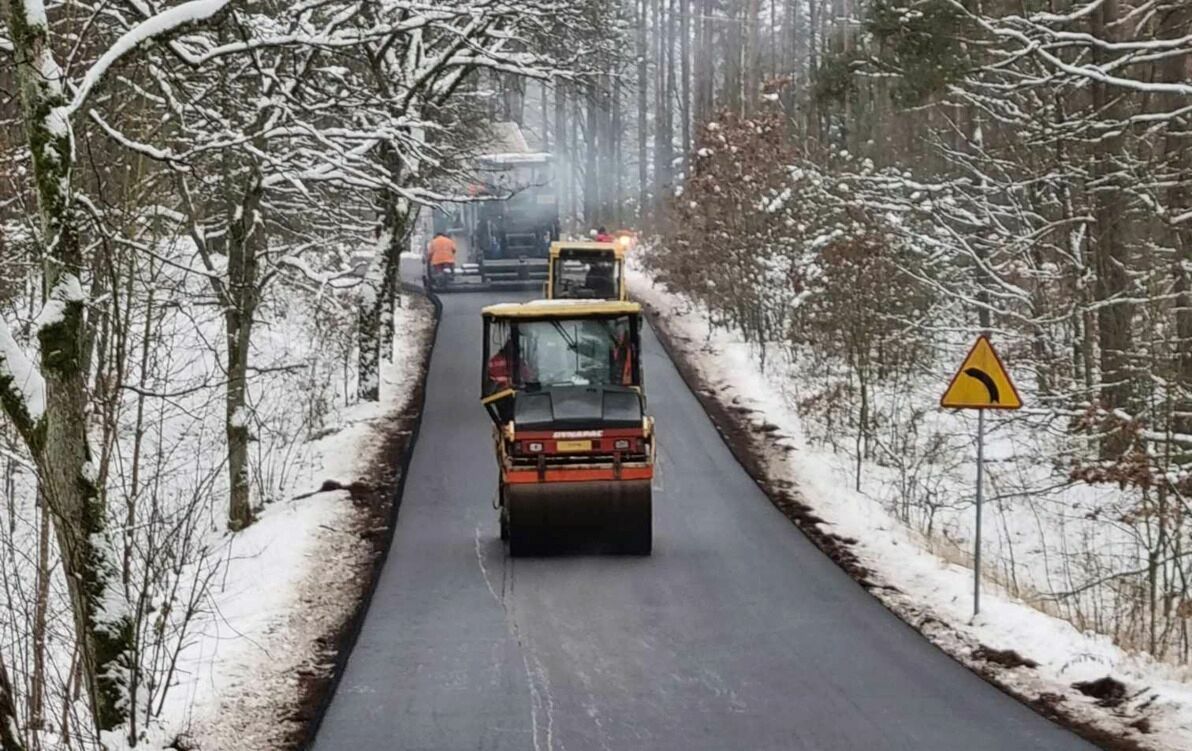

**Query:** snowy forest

left=530, top=0, right=1192, bottom=682
left=1, top=0, right=1191, bottom=748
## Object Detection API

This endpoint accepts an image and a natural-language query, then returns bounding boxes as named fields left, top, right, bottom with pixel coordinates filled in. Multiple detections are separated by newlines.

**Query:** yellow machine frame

left=545, top=241, right=628, bottom=301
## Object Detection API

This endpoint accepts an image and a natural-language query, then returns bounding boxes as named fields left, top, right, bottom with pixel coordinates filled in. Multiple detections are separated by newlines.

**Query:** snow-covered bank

left=630, top=267, right=1192, bottom=750
left=160, top=295, right=434, bottom=750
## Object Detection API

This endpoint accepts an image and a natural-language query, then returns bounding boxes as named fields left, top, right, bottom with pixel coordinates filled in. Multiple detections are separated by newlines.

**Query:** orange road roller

left=481, top=300, right=655, bottom=555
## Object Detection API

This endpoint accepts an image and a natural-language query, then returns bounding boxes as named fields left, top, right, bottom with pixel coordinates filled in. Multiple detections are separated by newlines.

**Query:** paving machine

left=545, top=241, right=628, bottom=301
left=481, top=300, right=654, bottom=555
left=427, top=130, right=559, bottom=292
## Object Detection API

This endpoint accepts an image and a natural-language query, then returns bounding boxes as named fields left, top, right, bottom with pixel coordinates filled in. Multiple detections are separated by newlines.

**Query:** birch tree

left=0, top=0, right=236, bottom=735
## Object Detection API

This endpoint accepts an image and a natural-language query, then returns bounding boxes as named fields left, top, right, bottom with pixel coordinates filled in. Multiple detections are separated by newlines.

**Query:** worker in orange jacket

left=428, top=232, right=457, bottom=271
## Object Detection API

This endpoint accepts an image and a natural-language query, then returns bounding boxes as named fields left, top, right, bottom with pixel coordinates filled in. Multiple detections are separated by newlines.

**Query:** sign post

left=940, top=335, right=1022, bottom=618
left=974, top=409, right=984, bottom=616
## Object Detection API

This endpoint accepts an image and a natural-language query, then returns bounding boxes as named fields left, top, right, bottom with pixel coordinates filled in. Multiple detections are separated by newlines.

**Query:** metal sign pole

left=941, top=332, right=1020, bottom=618
left=973, top=409, right=985, bottom=618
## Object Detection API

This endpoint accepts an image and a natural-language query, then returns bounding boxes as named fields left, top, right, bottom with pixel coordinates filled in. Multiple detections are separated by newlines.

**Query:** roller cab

left=481, top=300, right=654, bottom=555
left=545, top=242, right=628, bottom=301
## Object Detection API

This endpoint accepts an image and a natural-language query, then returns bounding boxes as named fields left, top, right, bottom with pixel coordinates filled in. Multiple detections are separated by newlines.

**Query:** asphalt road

left=313, top=289, right=1095, bottom=751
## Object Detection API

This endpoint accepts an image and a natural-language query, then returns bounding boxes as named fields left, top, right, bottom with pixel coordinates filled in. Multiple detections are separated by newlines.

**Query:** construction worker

left=610, top=328, right=634, bottom=385
left=488, top=343, right=513, bottom=389
left=594, top=226, right=613, bottom=242
left=488, top=337, right=535, bottom=389
left=428, top=232, right=457, bottom=271
left=427, top=232, right=457, bottom=288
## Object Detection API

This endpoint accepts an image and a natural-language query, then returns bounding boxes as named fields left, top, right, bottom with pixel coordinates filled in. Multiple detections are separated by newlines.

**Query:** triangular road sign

left=940, top=335, right=1022, bottom=410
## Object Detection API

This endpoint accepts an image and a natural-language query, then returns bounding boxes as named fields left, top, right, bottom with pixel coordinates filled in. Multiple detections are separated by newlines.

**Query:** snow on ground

left=161, top=295, right=434, bottom=750
left=629, top=266, right=1192, bottom=750
left=0, top=230, right=436, bottom=749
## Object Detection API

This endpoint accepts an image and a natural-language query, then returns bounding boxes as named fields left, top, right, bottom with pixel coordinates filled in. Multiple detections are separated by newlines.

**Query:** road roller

left=545, top=241, right=628, bottom=301
left=481, top=300, right=655, bottom=555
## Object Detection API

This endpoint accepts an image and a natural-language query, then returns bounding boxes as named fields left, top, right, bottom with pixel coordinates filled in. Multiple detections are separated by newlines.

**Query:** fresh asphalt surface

left=314, top=288, right=1095, bottom=751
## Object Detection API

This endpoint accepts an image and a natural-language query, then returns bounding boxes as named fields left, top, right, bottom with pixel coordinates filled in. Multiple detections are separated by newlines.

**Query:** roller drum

left=505, top=479, right=652, bottom=556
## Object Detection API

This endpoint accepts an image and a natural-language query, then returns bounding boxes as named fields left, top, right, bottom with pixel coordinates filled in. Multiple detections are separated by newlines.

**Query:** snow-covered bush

left=648, top=112, right=939, bottom=491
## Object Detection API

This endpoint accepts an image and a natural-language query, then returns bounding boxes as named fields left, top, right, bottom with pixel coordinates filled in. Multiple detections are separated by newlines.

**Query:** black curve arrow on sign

left=963, top=368, right=1000, bottom=404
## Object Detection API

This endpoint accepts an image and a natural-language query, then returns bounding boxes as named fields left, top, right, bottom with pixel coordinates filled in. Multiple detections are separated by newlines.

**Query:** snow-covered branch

left=66, top=0, right=234, bottom=114
left=0, top=317, right=45, bottom=440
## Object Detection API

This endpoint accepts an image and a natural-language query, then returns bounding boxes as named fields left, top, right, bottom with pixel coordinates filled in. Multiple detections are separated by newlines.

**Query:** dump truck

left=481, top=300, right=654, bottom=555
left=545, top=241, right=628, bottom=301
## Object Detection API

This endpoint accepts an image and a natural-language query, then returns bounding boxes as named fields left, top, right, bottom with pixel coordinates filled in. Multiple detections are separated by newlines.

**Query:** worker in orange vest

left=488, top=338, right=536, bottom=389
left=428, top=232, right=457, bottom=271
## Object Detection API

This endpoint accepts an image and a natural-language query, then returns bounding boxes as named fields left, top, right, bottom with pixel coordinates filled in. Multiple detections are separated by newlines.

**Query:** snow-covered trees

left=347, top=0, right=564, bottom=401
left=1, top=0, right=605, bottom=746
left=0, top=0, right=235, bottom=734
left=646, top=0, right=1192, bottom=665
left=650, top=113, right=936, bottom=487
left=653, top=114, right=806, bottom=355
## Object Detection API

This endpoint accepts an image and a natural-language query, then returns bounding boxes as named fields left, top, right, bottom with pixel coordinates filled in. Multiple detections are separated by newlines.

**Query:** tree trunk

left=30, top=503, right=49, bottom=746
left=724, top=1, right=743, bottom=116
left=638, top=0, right=650, bottom=220
left=225, top=177, right=263, bottom=531
left=1159, top=3, right=1192, bottom=433
left=554, top=84, right=569, bottom=232
left=570, top=94, right=582, bottom=225
left=680, top=0, right=691, bottom=154
left=703, top=0, right=716, bottom=116
left=357, top=275, right=383, bottom=402
left=654, top=0, right=675, bottom=210
left=692, top=1, right=705, bottom=126
left=808, top=0, right=821, bottom=138
left=3, top=0, right=133, bottom=734
left=612, top=76, right=624, bottom=224
left=744, top=0, right=760, bottom=114
left=653, top=0, right=665, bottom=205
left=787, top=0, right=803, bottom=117
left=1089, top=0, right=1134, bottom=450
left=503, top=74, right=526, bottom=125
left=124, top=274, right=155, bottom=588
left=379, top=199, right=415, bottom=362
left=357, top=236, right=385, bottom=402
left=585, top=88, right=599, bottom=225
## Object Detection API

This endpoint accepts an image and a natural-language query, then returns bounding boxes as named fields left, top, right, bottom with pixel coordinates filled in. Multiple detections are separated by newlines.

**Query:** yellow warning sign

left=940, top=335, right=1022, bottom=410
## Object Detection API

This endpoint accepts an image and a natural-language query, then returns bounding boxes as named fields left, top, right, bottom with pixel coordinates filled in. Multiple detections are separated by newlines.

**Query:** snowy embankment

left=160, top=295, right=434, bottom=750
left=1, top=223, right=435, bottom=750
left=629, top=266, right=1192, bottom=750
